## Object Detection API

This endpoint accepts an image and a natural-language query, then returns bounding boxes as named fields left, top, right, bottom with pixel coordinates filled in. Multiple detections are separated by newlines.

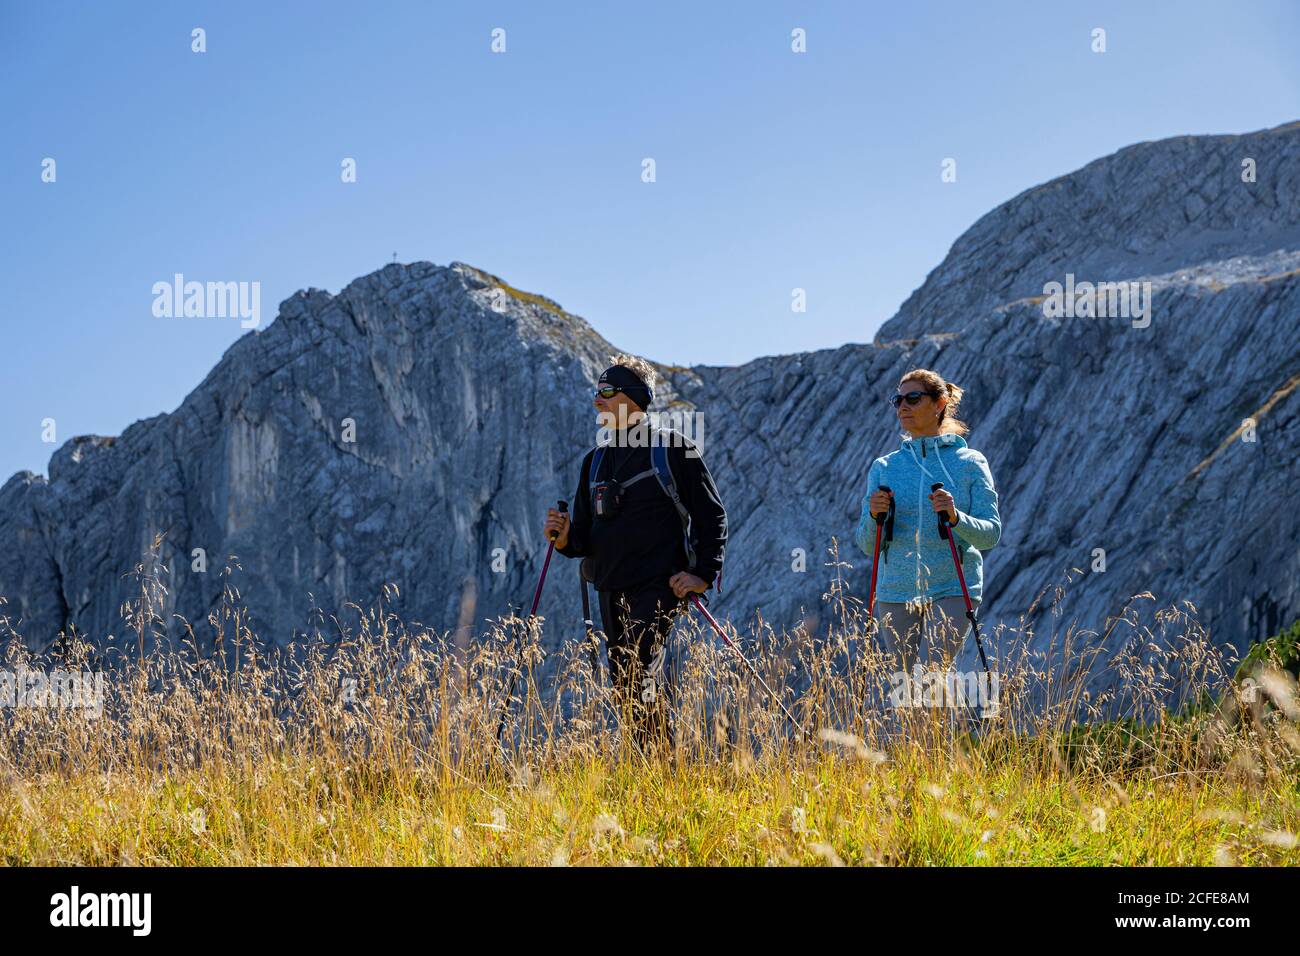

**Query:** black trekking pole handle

left=873, top=484, right=893, bottom=524
left=867, top=485, right=892, bottom=621
left=931, top=482, right=955, bottom=540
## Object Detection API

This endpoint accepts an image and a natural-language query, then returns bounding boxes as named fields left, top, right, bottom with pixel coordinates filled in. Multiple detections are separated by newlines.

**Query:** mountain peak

left=878, top=121, right=1300, bottom=342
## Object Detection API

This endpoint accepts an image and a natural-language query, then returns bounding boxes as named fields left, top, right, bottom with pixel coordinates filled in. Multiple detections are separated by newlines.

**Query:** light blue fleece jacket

left=854, top=433, right=1001, bottom=603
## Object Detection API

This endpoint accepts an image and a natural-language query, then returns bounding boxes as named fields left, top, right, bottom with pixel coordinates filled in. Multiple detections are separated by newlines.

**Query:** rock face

left=2, top=123, right=1298, bottom=705
left=0, top=263, right=626, bottom=653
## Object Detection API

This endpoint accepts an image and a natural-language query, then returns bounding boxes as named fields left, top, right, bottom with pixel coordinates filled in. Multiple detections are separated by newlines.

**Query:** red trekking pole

left=931, top=482, right=998, bottom=717
left=528, top=500, right=565, bottom=617
left=866, top=485, right=893, bottom=619
left=495, top=500, right=567, bottom=752
left=688, top=594, right=808, bottom=737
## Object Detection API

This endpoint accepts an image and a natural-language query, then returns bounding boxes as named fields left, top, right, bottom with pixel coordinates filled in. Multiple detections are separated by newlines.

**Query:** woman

left=855, top=368, right=1001, bottom=673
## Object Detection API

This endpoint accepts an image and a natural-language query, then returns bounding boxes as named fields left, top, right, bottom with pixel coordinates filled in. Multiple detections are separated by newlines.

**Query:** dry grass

left=1, top=544, right=1297, bottom=866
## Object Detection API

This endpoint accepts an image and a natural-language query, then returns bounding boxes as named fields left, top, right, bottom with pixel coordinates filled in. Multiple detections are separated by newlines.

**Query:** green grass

left=4, top=750, right=1296, bottom=866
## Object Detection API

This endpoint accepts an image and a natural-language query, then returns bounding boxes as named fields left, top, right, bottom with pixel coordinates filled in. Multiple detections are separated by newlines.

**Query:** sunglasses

left=890, top=390, right=937, bottom=408
left=595, top=386, right=624, bottom=399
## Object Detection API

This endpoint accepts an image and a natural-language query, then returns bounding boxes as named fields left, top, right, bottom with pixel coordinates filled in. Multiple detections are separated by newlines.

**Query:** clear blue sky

left=3, top=0, right=1298, bottom=481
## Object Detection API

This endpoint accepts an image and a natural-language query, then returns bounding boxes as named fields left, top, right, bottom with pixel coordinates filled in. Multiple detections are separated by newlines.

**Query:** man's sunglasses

left=890, top=390, right=937, bottom=408
left=595, top=386, right=624, bottom=399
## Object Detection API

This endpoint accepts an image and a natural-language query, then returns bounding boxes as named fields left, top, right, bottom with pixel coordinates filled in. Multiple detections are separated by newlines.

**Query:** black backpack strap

left=619, top=467, right=660, bottom=488
left=588, top=444, right=607, bottom=490
left=650, top=438, right=696, bottom=570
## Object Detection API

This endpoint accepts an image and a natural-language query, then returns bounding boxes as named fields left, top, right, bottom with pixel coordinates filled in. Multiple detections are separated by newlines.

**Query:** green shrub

left=1237, top=618, right=1300, bottom=680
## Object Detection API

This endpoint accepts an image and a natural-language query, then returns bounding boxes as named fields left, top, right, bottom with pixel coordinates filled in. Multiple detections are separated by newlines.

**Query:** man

left=543, top=354, right=727, bottom=750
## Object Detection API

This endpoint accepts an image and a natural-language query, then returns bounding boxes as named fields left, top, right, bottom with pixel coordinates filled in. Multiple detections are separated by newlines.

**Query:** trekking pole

left=688, top=593, right=808, bottom=738
left=494, top=500, right=567, bottom=754
left=930, top=482, right=998, bottom=718
left=528, top=500, right=566, bottom=618
left=866, top=485, right=893, bottom=619
left=580, top=564, right=602, bottom=686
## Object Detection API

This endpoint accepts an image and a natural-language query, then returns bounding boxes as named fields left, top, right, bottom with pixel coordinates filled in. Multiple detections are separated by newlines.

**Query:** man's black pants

left=597, top=579, right=684, bottom=751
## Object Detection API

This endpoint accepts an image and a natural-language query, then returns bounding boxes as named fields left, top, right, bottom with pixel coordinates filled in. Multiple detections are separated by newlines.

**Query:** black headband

left=598, top=365, right=653, bottom=410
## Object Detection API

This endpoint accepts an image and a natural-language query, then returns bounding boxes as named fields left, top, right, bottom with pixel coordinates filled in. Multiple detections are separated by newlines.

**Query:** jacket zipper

left=915, top=438, right=924, bottom=595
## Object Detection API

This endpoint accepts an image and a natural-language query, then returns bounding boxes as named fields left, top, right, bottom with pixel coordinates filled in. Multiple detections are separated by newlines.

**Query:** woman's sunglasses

left=889, top=390, right=937, bottom=408
left=595, top=386, right=624, bottom=399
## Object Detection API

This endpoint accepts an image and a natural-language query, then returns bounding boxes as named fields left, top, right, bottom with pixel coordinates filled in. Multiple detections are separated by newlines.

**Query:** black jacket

left=557, top=429, right=727, bottom=593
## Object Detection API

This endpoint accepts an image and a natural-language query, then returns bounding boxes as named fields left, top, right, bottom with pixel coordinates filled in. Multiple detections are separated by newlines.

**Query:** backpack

left=589, top=429, right=719, bottom=589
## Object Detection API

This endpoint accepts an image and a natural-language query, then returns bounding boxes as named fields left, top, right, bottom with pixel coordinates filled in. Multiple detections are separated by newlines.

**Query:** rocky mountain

left=2, top=123, right=1298, bottom=705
